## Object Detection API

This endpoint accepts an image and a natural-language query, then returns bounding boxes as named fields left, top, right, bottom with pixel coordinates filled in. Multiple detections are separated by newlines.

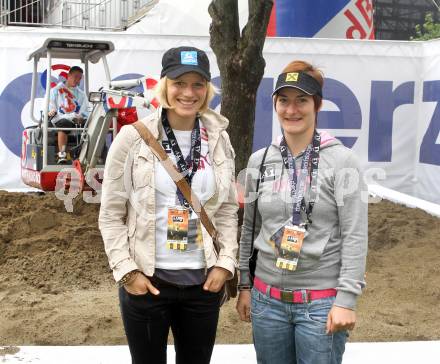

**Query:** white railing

left=0, top=0, right=158, bottom=30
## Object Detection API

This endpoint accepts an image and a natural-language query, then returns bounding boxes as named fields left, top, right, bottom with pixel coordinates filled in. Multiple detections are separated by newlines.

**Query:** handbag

left=132, top=121, right=238, bottom=302
left=248, top=146, right=269, bottom=282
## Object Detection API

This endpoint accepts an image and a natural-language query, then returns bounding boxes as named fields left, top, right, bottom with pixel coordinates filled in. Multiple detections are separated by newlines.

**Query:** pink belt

left=254, top=276, right=337, bottom=304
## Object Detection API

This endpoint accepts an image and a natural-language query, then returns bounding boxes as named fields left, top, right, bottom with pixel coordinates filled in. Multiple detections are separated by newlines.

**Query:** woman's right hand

left=124, top=273, right=160, bottom=296
left=236, top=290, right=251, bottom=322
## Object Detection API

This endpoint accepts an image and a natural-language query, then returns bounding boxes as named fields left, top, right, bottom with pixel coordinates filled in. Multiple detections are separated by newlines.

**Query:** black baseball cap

left=161, top=46, right=211, bottom=81
left=272, top=71, right=322, bottom=97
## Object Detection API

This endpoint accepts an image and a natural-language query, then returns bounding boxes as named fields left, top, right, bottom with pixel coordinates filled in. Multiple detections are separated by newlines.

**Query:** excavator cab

left=22, top=38, right=155, bottom=192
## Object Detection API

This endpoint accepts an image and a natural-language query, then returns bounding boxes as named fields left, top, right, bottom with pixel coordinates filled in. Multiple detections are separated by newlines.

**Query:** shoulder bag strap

left=132, top=121, right=220, bottom=252
left=250, top=146, right=270, bottom=254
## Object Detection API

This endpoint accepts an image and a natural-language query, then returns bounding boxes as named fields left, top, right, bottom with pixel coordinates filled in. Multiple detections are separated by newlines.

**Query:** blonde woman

left=99, top=46, right=238, bottom=364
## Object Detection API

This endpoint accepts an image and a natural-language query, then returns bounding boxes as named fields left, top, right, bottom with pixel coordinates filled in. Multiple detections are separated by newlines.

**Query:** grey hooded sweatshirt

left=238, top=132, right=368, bottom=310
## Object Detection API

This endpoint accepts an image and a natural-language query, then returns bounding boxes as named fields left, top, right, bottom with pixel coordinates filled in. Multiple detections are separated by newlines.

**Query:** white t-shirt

left=49, top=82, right=88, bottom=123
left=154, top=122, right=215, bottom=270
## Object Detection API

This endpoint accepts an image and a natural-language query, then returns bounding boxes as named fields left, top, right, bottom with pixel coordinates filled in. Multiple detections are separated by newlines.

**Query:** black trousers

left=119, top=279, right=222, bottom=364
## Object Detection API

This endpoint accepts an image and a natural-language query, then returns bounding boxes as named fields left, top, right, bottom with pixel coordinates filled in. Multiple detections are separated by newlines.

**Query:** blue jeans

left=251, top=287, right=348, bottom=364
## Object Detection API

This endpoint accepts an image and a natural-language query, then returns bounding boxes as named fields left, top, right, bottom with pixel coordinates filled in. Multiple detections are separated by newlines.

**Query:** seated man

left=48, top=66, right=88, bottom=163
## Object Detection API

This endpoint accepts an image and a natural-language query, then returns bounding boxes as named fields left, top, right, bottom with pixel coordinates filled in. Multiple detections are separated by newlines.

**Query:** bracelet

left=118, top=270, right=139, bottom=287
left=237, top=284, right=252, bottom=291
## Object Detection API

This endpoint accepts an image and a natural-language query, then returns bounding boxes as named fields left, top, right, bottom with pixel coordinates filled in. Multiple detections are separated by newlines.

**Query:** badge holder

left=167, top=207, right=189, bottom=250
left=274, top=225, right=305, bottom=271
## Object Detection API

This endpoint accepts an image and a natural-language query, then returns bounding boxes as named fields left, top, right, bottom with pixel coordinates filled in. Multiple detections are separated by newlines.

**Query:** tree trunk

left=209, top=0, right=273, bottom=174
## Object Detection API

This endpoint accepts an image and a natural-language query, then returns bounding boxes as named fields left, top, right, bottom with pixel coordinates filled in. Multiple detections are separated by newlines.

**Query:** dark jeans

left=119, top=279, right=222, bottom=364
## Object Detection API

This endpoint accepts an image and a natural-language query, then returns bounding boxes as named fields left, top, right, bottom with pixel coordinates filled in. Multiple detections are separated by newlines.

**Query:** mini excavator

left=22, top=38, right=156, bottom=193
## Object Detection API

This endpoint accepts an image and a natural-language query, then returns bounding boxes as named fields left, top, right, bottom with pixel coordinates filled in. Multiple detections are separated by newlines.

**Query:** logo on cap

left=285, top=72, right=299, bottom=82
left=181, top=51, right=198, bottom=65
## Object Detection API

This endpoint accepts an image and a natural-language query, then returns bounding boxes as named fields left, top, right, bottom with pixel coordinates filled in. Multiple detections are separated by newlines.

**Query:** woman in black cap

left=99, top=46, right=238, bottom=364
left=236, top=60, right=368, bottom=364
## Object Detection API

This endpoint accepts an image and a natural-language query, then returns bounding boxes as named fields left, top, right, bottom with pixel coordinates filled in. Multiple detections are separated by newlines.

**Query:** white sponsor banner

left=1, top=30, right=440, bottom=203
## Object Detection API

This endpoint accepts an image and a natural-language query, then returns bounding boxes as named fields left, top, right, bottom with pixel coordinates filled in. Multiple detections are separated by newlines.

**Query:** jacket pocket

left=133, top=162, right=153, bottom=189
left=131, top=157, right=154, bottom=208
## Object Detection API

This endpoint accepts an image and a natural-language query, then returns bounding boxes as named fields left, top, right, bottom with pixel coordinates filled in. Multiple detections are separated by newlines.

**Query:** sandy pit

left=0, top=191, right=439, bottom=345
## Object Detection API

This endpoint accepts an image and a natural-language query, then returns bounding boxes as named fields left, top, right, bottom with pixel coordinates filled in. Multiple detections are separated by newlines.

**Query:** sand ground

left=0, top=191, right=439, bottom=345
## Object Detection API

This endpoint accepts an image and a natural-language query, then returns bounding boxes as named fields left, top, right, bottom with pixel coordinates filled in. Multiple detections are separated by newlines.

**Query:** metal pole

left=82, top=0, right=85, bottom=29
left=112, top=115, right=116, bottom=140
left=1, top=1, right=5, bottom=28
left=101, top=55, right=111, bottom=84
left=61, top=1, right=64, bottom=27
left=84, top=59, right=89, bottom=97
left=99, top=2, right=105, bottom=28
left=29, top=56, right=39, bottom=124
left=43, top=51, right=52, bottom=168
left=431, top=0, right=440, bottom=12
left=120, top=0, right=128, bottom=30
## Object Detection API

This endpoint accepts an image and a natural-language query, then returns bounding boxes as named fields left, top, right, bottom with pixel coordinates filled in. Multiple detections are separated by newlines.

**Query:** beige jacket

left=99, top=107, right=238, bottom=282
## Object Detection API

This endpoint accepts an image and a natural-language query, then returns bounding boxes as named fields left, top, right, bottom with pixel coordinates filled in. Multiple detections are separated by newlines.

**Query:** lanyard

left=162, top=111, right=201, bottom=208
left=279, top=130, right=321, bottom=227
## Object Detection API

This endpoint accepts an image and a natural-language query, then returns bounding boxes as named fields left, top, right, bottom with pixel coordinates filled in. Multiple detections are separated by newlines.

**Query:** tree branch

left=241, top=0, right=273, bottom=61
left=208, top=0, right=240, bottom=56
left=208, top=0, right=273, bottom=174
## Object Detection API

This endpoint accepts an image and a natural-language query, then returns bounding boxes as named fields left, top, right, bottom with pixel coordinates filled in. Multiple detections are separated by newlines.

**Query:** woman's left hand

left=203, top=267, right=230, bottom=293
left=326, top=306, right=356, bottom=334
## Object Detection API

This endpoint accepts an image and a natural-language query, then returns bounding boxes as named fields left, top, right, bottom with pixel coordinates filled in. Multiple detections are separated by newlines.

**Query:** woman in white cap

left=99, top=46, right=238, bottom=364
left=236, top=60, right=368, bottom=364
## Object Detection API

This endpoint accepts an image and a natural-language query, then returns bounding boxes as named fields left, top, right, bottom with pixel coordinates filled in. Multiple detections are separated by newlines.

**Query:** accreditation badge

left=275, top=225, right=306, bottom=271
left=167, top=206, right=189, bottom=250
